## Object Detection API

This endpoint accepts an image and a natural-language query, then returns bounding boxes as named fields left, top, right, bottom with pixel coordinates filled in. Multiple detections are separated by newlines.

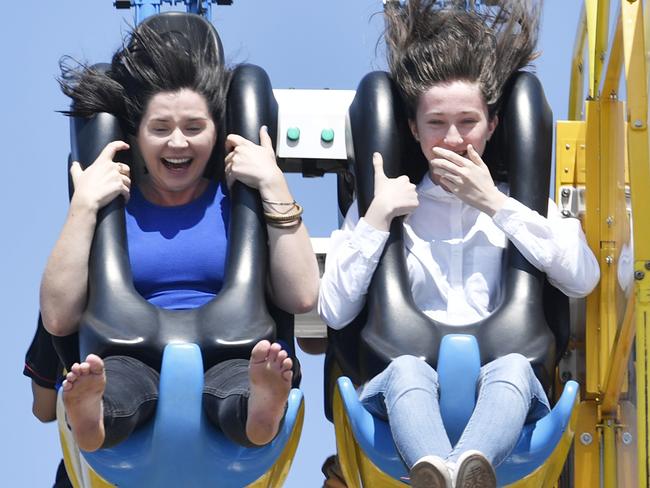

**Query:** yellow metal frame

left=585, top=0, right=611, bottom=99
left=566, top=1, right=650, bottom=486
left=569, top=6, right=588, bottom=121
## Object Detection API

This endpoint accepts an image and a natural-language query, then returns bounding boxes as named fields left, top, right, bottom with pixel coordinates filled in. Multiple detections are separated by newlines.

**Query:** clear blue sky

left=1, top=2, right=582, bottom=486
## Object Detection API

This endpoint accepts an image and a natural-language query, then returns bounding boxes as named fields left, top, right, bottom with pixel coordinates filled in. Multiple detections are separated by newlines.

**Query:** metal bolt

left=580, top=432, right=593, bottom=445
left=634, top=119, right=644, bottom=128
left=645, top=261, right=650, bottom=270
left=561, top=188, right=570, bottom=197
left=622, top=432, right=633, bottom=445
left=609, top=91, right=618, bottom=100
left=606, top=216, right=614, bottom=227
left=605, top=256, right=613, bottom=265
left=565, top=144, right=571, bottom=150
left=635, top=270, right=645, bottom=280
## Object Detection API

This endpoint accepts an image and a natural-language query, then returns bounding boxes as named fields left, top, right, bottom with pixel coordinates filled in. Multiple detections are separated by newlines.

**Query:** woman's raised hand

left=69, top=140, right=131, bottom=213
left=430, top=144, right=506, bottom=216
left=364, top=152, right=419, bottom=232
left=224, top=126, right=288, bottom=199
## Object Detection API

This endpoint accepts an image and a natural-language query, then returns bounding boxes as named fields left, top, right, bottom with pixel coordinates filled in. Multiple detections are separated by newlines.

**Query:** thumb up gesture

left=364, top=152, right=418, bottom=232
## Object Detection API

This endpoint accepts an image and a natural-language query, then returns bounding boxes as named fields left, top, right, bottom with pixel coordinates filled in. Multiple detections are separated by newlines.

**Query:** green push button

left=286, top=127, right=300, bottom=142
left=321, top=128, right=335, bottom=143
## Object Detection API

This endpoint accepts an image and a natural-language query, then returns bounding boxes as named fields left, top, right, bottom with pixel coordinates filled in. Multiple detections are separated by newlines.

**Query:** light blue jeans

left=359, top=354, right=551, bottom=468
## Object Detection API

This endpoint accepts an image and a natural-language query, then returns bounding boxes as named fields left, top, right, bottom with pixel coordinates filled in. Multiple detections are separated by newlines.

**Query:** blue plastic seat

left=335, top=334, right=579, bottom=486
left=81, top=343, right=304, bottom=488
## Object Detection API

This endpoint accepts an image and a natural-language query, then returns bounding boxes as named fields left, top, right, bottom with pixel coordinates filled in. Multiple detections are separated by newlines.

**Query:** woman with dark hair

left=40, top=22, right=319, bottom=453
left=319, top=1, right=599, bottom=487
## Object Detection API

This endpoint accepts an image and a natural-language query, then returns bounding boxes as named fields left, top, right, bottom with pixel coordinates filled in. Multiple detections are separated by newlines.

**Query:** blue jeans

left=358, top=354, right=550, bottom=468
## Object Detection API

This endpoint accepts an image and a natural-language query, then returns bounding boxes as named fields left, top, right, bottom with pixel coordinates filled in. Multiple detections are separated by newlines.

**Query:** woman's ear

left=409, top=119, right=420, bottom=142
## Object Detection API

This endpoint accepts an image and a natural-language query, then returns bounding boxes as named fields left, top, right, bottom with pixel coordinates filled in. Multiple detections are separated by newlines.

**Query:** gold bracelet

left=264, top=203, right=303, bottom=223
left=266, top=217, right=303, bottom=229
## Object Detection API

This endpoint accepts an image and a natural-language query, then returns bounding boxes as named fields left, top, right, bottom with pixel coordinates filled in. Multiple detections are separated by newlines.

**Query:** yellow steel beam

left=597, top=93, right=630, bottom=398
left=602, top=416, right=619, bottom=487
left=585, top=0, right=611, bottom=98
left=646, top=0, right=650, bottom=96
left=573, top=401, right=601, bottom=487
left=622, top=0, right=650, bottom=256
left=601, top=8, right=624, bottom=99
left=570, top=5, right=588, bottom=120
left=618, top=401, right=638, bottom=488
left=584, top=99, right=603, bottom=396
left=621, top=1, right=650, bottom=486
left=635, top=301, right=650, bottom=488
left=602, top=290, right=636, bottom=414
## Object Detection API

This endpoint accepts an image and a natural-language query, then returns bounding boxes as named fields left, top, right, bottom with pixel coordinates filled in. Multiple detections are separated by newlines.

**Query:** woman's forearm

left=267, top=222, right=319, bottom=314
left=40, top=201, right=97, bottom=336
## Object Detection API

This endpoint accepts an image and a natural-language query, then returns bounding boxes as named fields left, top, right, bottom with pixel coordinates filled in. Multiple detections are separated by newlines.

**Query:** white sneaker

left=452, top=450, right=496, bottom=488
left=409, top=455, right=452, bottom=488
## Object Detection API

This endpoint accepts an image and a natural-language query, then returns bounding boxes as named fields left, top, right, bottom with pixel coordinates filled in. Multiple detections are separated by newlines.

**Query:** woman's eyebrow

left=426, top=109, right=481, bottom=116
left=148, top=116, right=208, bottom=123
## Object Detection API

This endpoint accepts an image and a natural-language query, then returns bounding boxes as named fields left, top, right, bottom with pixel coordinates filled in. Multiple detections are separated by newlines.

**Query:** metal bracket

left=558, top=185, right=586, bottom=218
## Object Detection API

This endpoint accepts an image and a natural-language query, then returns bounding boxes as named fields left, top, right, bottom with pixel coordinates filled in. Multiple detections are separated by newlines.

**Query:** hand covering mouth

left=161, top=157, right=193, bottom=170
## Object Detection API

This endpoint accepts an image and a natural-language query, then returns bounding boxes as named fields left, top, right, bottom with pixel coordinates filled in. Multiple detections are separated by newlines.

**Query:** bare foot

left=62, top=354, right=106, bottom=452
left=246, top=340, right=293, bottom=445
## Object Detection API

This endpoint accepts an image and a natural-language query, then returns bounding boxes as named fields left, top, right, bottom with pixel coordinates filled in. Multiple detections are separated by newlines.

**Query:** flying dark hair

left=59, top=20, right=230, bottom=135
left=383, top=0, right=541, bottom=119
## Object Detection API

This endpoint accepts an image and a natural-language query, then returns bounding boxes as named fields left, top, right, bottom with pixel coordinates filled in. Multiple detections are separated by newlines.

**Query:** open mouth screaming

left=161, top=157, right=193, bottom=170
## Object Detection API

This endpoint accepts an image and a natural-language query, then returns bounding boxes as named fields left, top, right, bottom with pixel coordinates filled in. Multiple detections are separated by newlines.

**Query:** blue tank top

left=125, top=181, right=230, bottom=310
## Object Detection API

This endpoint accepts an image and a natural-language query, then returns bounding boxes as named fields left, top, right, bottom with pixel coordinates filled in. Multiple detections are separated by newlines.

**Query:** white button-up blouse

left=318, top=176, right=600, bottom=329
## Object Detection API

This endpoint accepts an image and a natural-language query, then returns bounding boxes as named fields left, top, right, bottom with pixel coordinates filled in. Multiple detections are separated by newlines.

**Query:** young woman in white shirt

left=318, top=2, right=599, bottom=487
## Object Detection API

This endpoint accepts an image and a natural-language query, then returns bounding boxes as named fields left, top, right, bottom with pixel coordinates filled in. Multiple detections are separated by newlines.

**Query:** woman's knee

left=481, top=353, right=535, bottom=391
left=387, top=355, right=439, bottom=386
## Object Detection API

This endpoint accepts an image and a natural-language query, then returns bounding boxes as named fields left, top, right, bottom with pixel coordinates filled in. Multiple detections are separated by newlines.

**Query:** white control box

left=273, top=89, right=356, bottom=162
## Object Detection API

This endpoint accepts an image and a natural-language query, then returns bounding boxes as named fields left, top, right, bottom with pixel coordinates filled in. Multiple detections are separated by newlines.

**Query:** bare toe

left=63, top=355, right=107, bottom=452
left=246, top=341, right=292, bottom=445
left=250, top=340, right=271, bottom=362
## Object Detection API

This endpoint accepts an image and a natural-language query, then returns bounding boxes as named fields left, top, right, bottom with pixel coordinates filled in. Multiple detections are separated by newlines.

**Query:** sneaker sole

left=410, top=463, right=448, bottom=488
left=455, top=455, right=497, bottom=488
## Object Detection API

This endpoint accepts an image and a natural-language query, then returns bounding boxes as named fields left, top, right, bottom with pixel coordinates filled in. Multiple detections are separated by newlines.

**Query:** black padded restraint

left=64, top=13, right=282, bottom=372
left=329, top=71, right=563, bottom=390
